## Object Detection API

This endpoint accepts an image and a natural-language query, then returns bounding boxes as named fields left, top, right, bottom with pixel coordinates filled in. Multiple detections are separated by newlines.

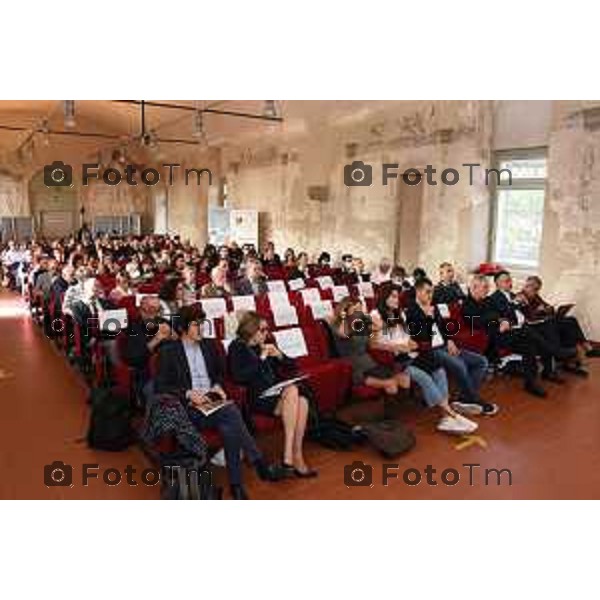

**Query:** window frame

left=489, top=147, right=548, bottom=270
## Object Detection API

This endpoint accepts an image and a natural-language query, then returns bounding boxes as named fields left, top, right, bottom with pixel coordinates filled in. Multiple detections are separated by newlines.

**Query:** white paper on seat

left=135, top=293, right=158, bottom=307
left=99, top=308, right=128, bottom=332
left=437, top=303, right=450, bottom=319
left=515, top=309, right=525, bottom=329
left=200, top=297, right=228, bottom=319
left=310, top=300, right=333, bottom=320
left=316, top=275, right=335, bottom=289
left=267, top=280, right=287, bottom=293
left=431, top=322, right=445, bottom=348
left=332, top=285, right=349, bottom=302
left=300, top=287, right=322, bottom=306
left=260, top=375, right=309, bottom=398
left=273, top=327, right=308, bottom=358
left=288, top=278, right=306, bottom=291
left=268, top=291, right=291, bottom=310
left=231, top=295, right=256, bottom=313
left=357, top=281, right=375, bottom=299
left=273, top=304, right=299, bottom=327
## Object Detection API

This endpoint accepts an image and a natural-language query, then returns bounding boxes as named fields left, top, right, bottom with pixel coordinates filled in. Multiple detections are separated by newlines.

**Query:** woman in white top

left=370, top=286, right=477, bottom=435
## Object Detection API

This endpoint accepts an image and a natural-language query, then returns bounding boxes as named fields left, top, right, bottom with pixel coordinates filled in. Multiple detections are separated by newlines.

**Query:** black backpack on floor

left=87, top=385, right=132, bottom=451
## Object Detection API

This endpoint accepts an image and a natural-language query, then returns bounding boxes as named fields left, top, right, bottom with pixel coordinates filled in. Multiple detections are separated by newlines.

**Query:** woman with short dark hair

left=228, top=311, right=317, bottom=478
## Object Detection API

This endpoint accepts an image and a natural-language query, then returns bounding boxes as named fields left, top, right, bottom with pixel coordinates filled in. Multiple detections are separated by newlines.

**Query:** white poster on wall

left=230, top=209, right=259, bottom=247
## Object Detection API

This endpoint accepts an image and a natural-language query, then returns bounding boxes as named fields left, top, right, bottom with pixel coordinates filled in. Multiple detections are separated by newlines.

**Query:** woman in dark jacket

left=228, top=311, right=317, bottom=478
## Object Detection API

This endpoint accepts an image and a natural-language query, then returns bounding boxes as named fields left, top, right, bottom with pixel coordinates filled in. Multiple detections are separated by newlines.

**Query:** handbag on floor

left=309, top=416, right=368, bottom=450
left=362, top=420, right=416, bottom=458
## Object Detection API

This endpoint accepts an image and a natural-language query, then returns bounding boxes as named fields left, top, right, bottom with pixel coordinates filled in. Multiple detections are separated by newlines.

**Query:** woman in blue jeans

left=370, top=286, right=477, bottom=435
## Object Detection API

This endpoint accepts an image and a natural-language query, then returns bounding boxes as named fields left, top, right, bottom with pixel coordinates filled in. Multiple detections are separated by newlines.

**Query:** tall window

left=491, top=149, right=547, bottom=269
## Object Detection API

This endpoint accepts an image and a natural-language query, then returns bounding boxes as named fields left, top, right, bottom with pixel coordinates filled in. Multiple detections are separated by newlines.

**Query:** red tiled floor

left=1, top=290, right=599, bottom=500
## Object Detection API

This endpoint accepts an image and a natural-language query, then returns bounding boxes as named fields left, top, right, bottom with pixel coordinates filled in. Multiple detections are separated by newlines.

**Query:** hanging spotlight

left=64, top=100, right=76, bottom=128
left=264, top=100, right=278, bottom=118
left=192, top=110, right=205, bottom=141
left=39, top=119, right=50, bottom=146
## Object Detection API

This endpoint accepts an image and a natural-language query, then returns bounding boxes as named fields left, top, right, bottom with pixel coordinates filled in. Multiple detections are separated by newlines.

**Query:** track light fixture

left=64, top=100, right=76, bottom=128
left=193, top=110, right=206, bottom=141
left=264, top=100, right=278, bottom=118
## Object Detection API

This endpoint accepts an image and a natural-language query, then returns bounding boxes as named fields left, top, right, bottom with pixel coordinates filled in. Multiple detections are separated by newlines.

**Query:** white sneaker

left=451, top=401, right=483, bottom=416
left=210, top=448, right=226, bottom=467
left=437, top=414, right=478, bottom=435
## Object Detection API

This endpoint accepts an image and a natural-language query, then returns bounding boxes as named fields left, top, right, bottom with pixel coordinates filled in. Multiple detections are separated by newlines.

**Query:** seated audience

left=125, top=296, right=174, bottom=399
left=125, top=256, right=142, bottom=280
left=159, top=276, right=185, bottom=317
left=405, top=278, right=498, bottom=416
left=390, top=265, right=412, bottom=290
left=108, top=271, right=133, bottom=303
left=371, top=257, right=393, bottom=285
left=181, top=266, right=198, bottom=305
left=261, top=241, right=281, bottom=267
left=463, top=275, right=549, bottom=397
left=288, top=251, right=309, bottom=280
left=283, top=247, right=296, bottom=267
left=329, top=297, right=411, bottom=396
left=317, top=252, right=332, bottom=270
left=370, top=286, right=477, bottom=434
left=520, top=275, right=600, bottom=363
left=490, top=271, right=576, bottom=382
left=201, top=265, right=233, bottom=298
left=228, top=311, right=317, bottom=478
left=433, top=261, right=466, bottom=305
left=62, top=266, right=92, bottom=316
left=235, top=258, right=268, bottom=295
left=34, top=257, right=59, bottom=302
left=155, top=306, right=282, bottom=499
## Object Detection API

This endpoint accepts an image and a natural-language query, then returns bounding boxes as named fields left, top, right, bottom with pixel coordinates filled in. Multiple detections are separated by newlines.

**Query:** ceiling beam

left=0, top=124, right=204, bottom=146
left=113, top=99, right=283, bottom=122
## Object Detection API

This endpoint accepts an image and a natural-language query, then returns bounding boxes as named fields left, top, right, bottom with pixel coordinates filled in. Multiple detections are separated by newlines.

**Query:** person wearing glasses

left=155, top=306, right=282, bottom=499
left=227, top=311, right=317, bottom=479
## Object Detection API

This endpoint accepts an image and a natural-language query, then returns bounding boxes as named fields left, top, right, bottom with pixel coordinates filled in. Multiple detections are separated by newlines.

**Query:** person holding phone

left=155, top=306, right=282, bottom=499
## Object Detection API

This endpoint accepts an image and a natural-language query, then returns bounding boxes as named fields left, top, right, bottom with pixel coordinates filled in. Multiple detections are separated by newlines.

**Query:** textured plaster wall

left=540, top=101, right=600, bottom=339
left=225, top=100, right=493, bottom=276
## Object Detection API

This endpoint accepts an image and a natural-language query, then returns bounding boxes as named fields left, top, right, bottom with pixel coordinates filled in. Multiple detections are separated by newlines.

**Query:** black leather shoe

left=556, top=347, right=577, bottom=361
left=293, top=467, right=319, bottom=479
left=541, top=371, right=566, bottom=384
left=230, top=485, right=249, bottom=500
left=255, top=461, right=286, bottom=482
left=525, top=382, right=547, bottom=398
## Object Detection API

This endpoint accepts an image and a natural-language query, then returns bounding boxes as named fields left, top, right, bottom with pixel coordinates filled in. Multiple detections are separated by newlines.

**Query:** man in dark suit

left=521, top=275, right=600, bottom=365
left=463, top=275, right=548, bottom=397
left=490, top=271, right=576, bottom=383
left=154, top=305, right=280, bottom=499
left=234, top=258, right=268, bottom=296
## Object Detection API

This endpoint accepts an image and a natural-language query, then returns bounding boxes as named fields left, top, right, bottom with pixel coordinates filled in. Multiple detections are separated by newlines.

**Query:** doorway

left=394, top=176, right=424, bottom=270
